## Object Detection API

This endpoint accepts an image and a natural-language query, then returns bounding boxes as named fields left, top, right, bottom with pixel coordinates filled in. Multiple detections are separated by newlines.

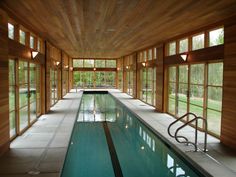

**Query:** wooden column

left=45, top=42, right=51, bottom=112
left=69, top=57, right=73, bottom=90
left=0, top=9, right=10, bottom=156
left=221, top=21, right=236, bottom=150
left=156, top=44, right=164, bottom=112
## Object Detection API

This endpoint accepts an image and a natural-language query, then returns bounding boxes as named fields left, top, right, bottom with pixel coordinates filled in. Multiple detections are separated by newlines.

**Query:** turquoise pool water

left=61, top=93, right=203, bottom=177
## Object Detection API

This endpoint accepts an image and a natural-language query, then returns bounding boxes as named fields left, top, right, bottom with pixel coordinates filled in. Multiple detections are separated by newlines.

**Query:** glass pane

left=95, top=72, right=105, bottom=88
left=207, top=109, right=221, bottom=136
left=19, top=106, right=28, bottom=131
left=106, top=60, right=116, bottom=68
left=168, top=83, right=176, bottom=100
left=190, top=85, right=204, bottom=107
left=106, top=72, right=116, bottom=88
left=19, top=84, right=28, bottom=108
left=73, top=71, right=83, bottom=88
left=73, top=59, right=83, bottom=67
left=30, top=36, right=34, bottom=49
left=95, top=60, right=105, bottom=68
left=168, top=42, right=176, bottom=56
left=208, top=87, right=222, bottom=111
left=190, top=64, right=204, bottom=84
left=9, top=86, right=15, bottom=112
left=179, top=65, right=188, bottom=83
left=148, top=49, right=152, bottom=60
left=169, top=67, right=176, bottom=82
left=189, top=105, right=203, bottom=128
left=84, top=72, right=94, bottom=88
left=30, top=101, right=37, bottom=123
left=153, top=48, right=157, bottom=59
left=36, top=65, right=41, bottom=116
left=9, top=60, right=15, bottom=85
left=37, top=40, right=41, bottom=51
left=19, top=61, right=28, bottom=84
left=192, top=33, right=204, bottom=50
left=208, top=63, right=223, bottom=86
left=179, top=38, right=188, bottom=53
left=168, top=98, right=176, bottom=115
left=9, top=112, right=16, bottom=137
left=19, top=30, right=26, bottom=45
left=209, top=28, right=224, bottom=46
left=177, top=83, right=188, bottom=117
left=84, top=59, right=94, bottom=68
left=8, top=23, right=14, bottom=40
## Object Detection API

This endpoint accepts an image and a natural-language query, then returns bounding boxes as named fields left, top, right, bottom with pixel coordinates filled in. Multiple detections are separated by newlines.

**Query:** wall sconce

left=64, top=65, right=69, bottom=69
left=142, top=62, right=147, bottom=67
left=117, top=67, right=120, bottom=71
left=32, top=51, right=39, bottom=59
left=126, top=66, right=129, bottom=69
left=93, top=68, right=96, bottom=71
left=56, top=61, right=60, bottom=66
left=180, top=54, right=188, bottom=61
left=70, top=67, right=73, bottom=71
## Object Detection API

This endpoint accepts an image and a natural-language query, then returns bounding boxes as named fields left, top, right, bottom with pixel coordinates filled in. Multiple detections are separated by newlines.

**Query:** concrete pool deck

left=0, top=89, right=235, bottom=177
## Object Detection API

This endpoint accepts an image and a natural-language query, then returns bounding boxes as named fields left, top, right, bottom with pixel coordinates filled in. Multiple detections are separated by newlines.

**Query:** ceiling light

left=32, top=51, right=38, bottom=59
left=180, top=54, right=188, bottom=61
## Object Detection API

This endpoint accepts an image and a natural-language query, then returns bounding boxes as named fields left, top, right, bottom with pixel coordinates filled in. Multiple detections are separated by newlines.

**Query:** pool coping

left=108, top=90, right=236, bottom=177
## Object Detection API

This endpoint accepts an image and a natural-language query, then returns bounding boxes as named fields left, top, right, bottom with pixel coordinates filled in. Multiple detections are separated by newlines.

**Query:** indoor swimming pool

left=61, top=92, right=204, bottom=177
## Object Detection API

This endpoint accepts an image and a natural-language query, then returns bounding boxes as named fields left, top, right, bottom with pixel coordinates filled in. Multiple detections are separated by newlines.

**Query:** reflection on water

left=77, top=94, right=117, bottom=122
left=66, top=94, right=201, bottom=177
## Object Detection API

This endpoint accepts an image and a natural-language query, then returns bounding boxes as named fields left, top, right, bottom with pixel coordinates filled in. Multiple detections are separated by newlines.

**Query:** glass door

left=29, top=63, right=37, bottom=123
left=19, top=61, right=29, bottom=132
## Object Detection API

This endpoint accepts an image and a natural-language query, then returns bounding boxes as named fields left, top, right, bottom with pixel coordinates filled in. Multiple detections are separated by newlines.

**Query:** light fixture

left=125, top=124, right=128, bottom=129
left=56, top=61, right=60, bottom=66
left=141, top=146, right=145, bottom=150
left=180, top=54, right=188, bottom=61
left=126, top=66, right=129, bottom=69
left=70, top=67, right=73, bottom=71
left=117, top=67, right=120, bottom=71
left=64, top=65, right=69, bottom=69
left=32, top=51, right=38, bottom=59
left=142, top=62, right=146, bottom=67
left=93, top=68, right=96, bottom=71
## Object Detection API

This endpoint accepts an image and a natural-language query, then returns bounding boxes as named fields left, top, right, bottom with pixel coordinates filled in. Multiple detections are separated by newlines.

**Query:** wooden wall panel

left=221, top=22, right=236, bottom=150
left=45, top=42, right=51, bottom=112
left=0, top=9, right=10, bottom=156
left=156, top=45, right=164, bottom=112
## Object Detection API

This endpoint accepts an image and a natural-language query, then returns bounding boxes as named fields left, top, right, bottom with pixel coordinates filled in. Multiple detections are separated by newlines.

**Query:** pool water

left=61, top=93, right=203, bottom=177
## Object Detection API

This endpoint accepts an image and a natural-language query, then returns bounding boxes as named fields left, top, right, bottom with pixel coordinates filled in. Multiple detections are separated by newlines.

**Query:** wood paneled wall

left=156, top=45, right=164, bottom=112
left=0, top=9, right=9, bottom=155
left=221, top=21, right=236, bottom=150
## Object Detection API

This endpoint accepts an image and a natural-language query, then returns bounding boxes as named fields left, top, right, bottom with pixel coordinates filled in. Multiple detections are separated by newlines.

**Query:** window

left=106, top=60, right=116, bottom=68
left=95, top=60, right=105, bottom=68
left=19, top=30, right=26, bottom=45
left=148, top=49, right=152, bottom=60
left=207, top=63, right=223, bottom=136
left=209, top=28, right=224, bottom=47
left=73, top=59, right=83, bottom=67
left=168, top=42, right=176, bottom=56
left=8, top=23, right=14, bottom=40
left=9, top=60, right=16, bottom=138
left=167, top=62, right=223, bottom=137
left=179, top=38, right=188, bottom=53
left=37, top=40, right=41, bottom=52
left=84, top=59, right=94, bottom=68
left=30, top=36, right=34, bottom=49
left=192, top=33, right=204, bottom=50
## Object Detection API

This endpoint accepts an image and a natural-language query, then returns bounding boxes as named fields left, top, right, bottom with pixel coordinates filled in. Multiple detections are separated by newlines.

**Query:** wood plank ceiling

left=1, top=0, right=236, bottom=58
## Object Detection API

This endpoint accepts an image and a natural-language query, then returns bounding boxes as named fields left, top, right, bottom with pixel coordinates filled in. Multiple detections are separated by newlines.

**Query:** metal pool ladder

left=167, top=112, right=208, bottom=152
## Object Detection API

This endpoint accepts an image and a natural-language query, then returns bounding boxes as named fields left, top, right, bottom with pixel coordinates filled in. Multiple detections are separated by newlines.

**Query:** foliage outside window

left=9, top=59, right=16, bottom=138
left=84, top=59, right=94, bottom=68
left=30, top=36, right=34, bottom=49
left=73, top=59, right=83, bottom=67
left=8, top=23, right=14, bottom=40
left=168, top=42, right=176, bottom=56
left=19, top=30, right=26, bottom=45
left=148, top=49, right=152, bottom=60
left=106, top=60, right=116, bottom=68
left=179, top=38, right=188, bottom=53
left=209, top=28, right=224, bottom=47
left=192, top=34, right=204, bottom=51
left=95, top=60, right=105, bottom=68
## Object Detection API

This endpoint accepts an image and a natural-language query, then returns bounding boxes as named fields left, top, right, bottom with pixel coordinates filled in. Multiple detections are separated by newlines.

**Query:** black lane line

left=103, top=122, right=124, bottom=177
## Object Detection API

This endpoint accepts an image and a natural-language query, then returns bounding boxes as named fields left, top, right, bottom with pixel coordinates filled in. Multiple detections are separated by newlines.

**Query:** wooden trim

left=73, top=68, right=117, bottom=72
